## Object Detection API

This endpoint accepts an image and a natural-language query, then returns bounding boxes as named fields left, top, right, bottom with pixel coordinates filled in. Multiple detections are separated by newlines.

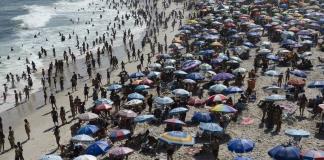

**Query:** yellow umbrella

left=187, top=19, right=198, bottom=24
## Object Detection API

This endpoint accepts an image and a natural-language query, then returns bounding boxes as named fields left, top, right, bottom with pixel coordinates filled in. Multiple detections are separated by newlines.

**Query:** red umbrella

left=95, top=103, right=112, bottom=111
left=188, top=97, right=205, bottom=107
left=208, top=94, right=227, bottom=102
left=288, top=78, right=306, bottom=87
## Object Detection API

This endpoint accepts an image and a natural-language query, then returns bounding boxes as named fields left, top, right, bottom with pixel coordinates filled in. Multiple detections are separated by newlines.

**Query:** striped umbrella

left=77, top=112, right=99, bottom=121
left=159, top=131, right=195, bottom=146
left=71, top=134, right=95, bottom=143
left=223, top=86, right=243, bottom=94
left=210, top=104, right=237, bottom=113
left=169, top=107, right=189, bottom=115
left=77, top=125, right=99, bottom=135
left=139, top=78, right=154, bottom=85
left=164, top=118, right=186, bottom=125
left=212, top=72, right=235, bottom=81
left=265, top=94, right=286, bottom=101
left=199, top=122, right=223, bottom=133
left=208, top=94, right=228, bottom=102
left=301, top=149, right=324, bottom=160
left=124, top=99, right=143, bottom=106
left=134, top=115, right=156, bottom=123
left=109, top=129, right=131, bottom=141
left=85, top=140, right=111, bottom=156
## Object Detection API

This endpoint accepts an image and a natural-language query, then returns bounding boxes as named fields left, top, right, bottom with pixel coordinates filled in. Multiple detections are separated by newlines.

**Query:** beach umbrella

left=159, top=131, right=195, bottom=146
left=228, top=138, right=255, bottom=153
left=169, top=43, right=184, bottom=49
left=182, top=53, right=194, bottom=58
left=275, top=101, right=298, bottom=115
left=191, top=112, right=212, bottom=123
left=183, top=79, right=196, bottom=84
left=95, top=98, right=114, bottom=105
left=154, top=96, right=174, bottom=105
left=233, top=156, right=252, bottom=160
left=77, top=125, right=99, bottom=135
left=265, top=94, right=286, bottom=101
left=233, top=67, right=247, bottom=74
left=209, top=84, right=228, bottom=93
left=124, top=99, right=143, bottom=106
left=164, top=65, right=176, bottom=70
left=39, top=155, right=63, bottom=160
left=139, top=78, right=153, bottom=85
left=307, top=80, right=324, bottom=88
left=164, top=118, right=186, bottom=125
left=199, top=49, right=215, bottom=56
left=224, top=86, right=243, bottom=94
left=258, top=48, right=272, bottom=55
left=107, top=84, right=123, bottom=91
left=157, top=54, right=172, bottom=59
left=266, top=54, right=280, bottom=61
left=135, top=85, right=150, bottom=91
left=301, top=149, right=324, bottom=160
left=109, top=147, right=134, bottom=158
left=285, top=129, right=310, bottom=138
left=199, top=122, right=223, bottom=133
left=94, top=103, right=112, bottom=111
left=129, top=72, right=145, bottom=78
left=147, top=71, right=160, bottom=79
left=174, top=70, right=188, bottom=76
left=208, top=94, right=228, bottom=102
left=118, top=109, right=137, bottom=118
left=193, top=40, right=206, bottom=46
left=211, top=104, right=237, bottom=113
left=263, top=85, right=284, bottom=93
left=73, top=155, right=97, bottom=160
left=165, top=59, right=176, bottom=65
left=268, top=145, right=300, bottom=160
left=127, top=92, right=144, bottom=100
left=169, top=107, right=189, bottom=115
left=288, top=78, right=306, bottom=87
left=290, top=69, right=307, bottom=78
left=78, top=112, right=99, bottom=121
left=172, top=89, right=191, bottom=97
left=265, top=70, right=281, bottom=76
left=85, top=140, right=111, bottom=156
left=182, top=60, right=201, bottom=71
left=71, top=134, right=95, bottom=143
left=200, top=63, right=212, bottom=70
left=243, top=42, right=255, bottom=48
left=187, top=97, right=205, bottom=106
left=134, top=115, right=155, bottom=123
left=148, top=63, right=162, bottom=69
left=186, top=72, right=205, bottom=80
left=230, top=56, right=242, bottom=63
left=109, top=129, right=131, bottom=141
left=212, top=72, right=235, bottom=81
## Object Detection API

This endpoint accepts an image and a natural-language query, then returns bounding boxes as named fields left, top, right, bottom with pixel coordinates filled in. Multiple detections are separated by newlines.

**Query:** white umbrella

left=124, top=99, right=143, bottom=106
left=73, top=155, right=97, bottom=160
left=77, top=112, right=99, bottom=121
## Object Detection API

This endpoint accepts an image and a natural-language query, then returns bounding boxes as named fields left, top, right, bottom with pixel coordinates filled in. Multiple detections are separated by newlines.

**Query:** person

left=166, top=145, right=175, bottom=160
left=54, top=126, right=60, bottom=147
left=277, top=73, right=283, bottom=87
left=14, top=144, right=20, bottom=160
left=212, top=138, right=220, bottom=160
left=60, top=107, right=67, bottom=125
left=24, top=119, right=31, bottom=140
left=84, top=84, right=89, bottom=101
left=17, top=142, right=24, bottom=160
left=0, top=117, right=2, bottom=131
left=51, top=108, right=59, bottom=126
left=0, top=129, right=5, bottom=152
left=147, top=94, right=153, bottom=113
left=14, top=90, right=19, bottom=106
left=8, top=126, right=15, bottom=149
left=43, top=87, right=48, bottom=105
left=298, top=94, right=308, bottom=117
left=49, top=93, right=57, bottom=109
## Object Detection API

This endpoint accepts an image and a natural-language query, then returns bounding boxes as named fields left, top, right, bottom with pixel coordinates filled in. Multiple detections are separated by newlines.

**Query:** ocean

left=0, top=0, right=146, bottom=112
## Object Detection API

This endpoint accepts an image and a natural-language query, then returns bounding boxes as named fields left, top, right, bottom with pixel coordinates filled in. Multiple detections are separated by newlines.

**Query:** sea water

left=0, top=0, right=146, bottom=112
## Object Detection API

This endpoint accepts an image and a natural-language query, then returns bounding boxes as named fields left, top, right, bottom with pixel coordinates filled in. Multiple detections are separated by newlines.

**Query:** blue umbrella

left=85, top=140, right=111, bottom=156
left=285, top=129, right=310, bottom=138
left=107, top=84, right=122, bottom=91
left=290, top=69, right=307, bottom=78
left=193, top=40, right=206, bottom=46
left=134, top=115, right=155, bottom=123
left=169, top=107, right=188, bottom=115
left=127, top=92, right=144, bottom=100
left=40, top=155, right=63, bottom=160
left=95, top=98, right=114, bottom=105
left=154, top=97, right=174, bottom=105
left=265, top=94, right=286, bottom=101
left=71, top=134, right=95, bottom=143
left=211, top=58, right=225, bottom=64
left=243, top=42, right=255, bottom=48
left=186, top=72, right=205, bottom=80
left=147, top=71, right=160, bottom=78
left=228, top=138, right=255, bottom=153
left=268, top=145, right=300, bottom=160
left=172, top=89, right=191, bottom=97
left=234, top=156, right=253, bottom=160
left=199, top=49, right=215, bottom=56
left=308, top=80, right=324, bottom=88
left=265, top=70, right=281, bottom=76
left=266, top=54, right=280, bottom=61
left=192, top=112, right=213, bottom=123
left=135, top=85, right=150, bottom=92
left=129, top=72, right=145, bottom=78
left=212, top=72, right=235, bottom=81
left=182, top=60, right=201, bottom=71
left=209, top=84, right=228, bottom=94
left=223, top=86, right=243, bottom=94
left=199, top=122, right=223, bottom=133
left=77, top=125, right=99, bottom=135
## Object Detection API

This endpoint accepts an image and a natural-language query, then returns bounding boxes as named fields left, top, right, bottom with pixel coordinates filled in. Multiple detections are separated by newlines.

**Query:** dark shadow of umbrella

left=315, top=133, right=324, bottom=140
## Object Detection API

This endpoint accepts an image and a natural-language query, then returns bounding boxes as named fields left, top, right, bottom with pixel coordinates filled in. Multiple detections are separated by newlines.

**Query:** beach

left=0, top=0, right=323, bottom=160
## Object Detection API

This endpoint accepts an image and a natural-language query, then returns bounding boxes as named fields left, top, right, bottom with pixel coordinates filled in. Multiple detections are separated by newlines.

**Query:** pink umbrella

left=241, top=117, right=254, bottom=125
left=109, top=147, right=134, bottom=157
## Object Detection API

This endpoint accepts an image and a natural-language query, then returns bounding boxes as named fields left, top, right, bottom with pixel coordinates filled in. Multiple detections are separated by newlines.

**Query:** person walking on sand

left=8, top=126, right=15, bottom=149
left=54, top=126, right=60, bottom=148
left=84, top=84, right=89, bottom=101
left=43, top=87, right=48, bottom=105
left=23, top=86, right=29, bottom=101
left=60, top=107, right=67, bottom=125
left=50, top=93, right=57, bottom=109
left=51, top=107, right=59, bottom=126
left=17, top=142, right=24, bottom=160
left=0, top=129, right=5, bottom=152
left=24, top=119, right=30, bottom=140
left=14, top=90, right=19, bottom=106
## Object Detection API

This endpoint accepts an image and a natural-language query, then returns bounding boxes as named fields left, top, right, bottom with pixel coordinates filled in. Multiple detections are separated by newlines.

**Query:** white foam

left=12, top=5, right=56, bottom=29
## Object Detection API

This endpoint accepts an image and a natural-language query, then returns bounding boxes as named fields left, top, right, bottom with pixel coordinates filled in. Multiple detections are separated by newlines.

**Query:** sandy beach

left=0, top=0, right=324, bottom=160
